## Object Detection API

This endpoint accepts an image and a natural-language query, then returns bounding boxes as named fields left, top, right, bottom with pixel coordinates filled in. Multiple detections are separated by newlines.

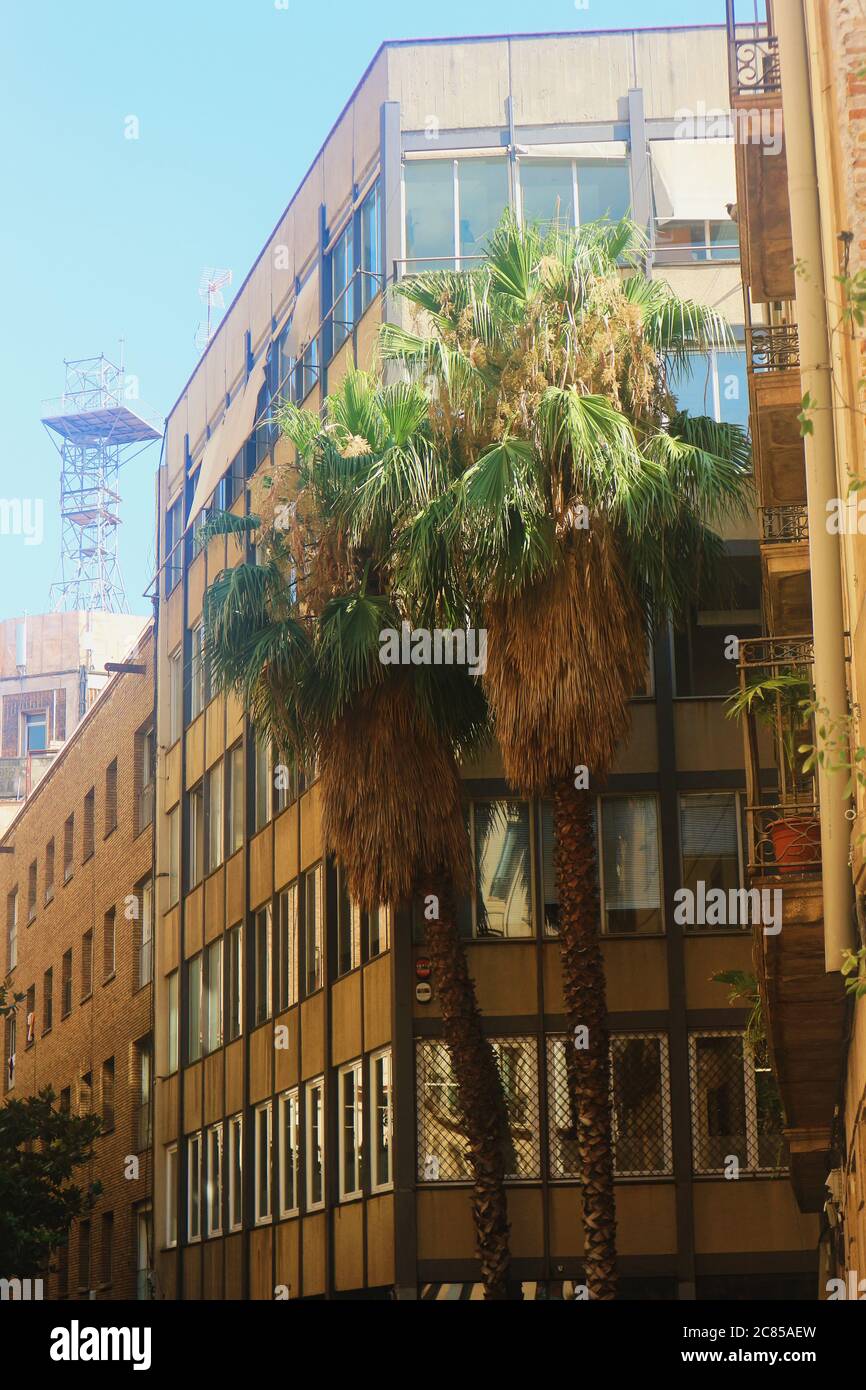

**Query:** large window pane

left=471, top=801, right=532, bottom=938
left=405, top=160, right=455, bottom=270
left=360, top=182, right=381, bottom=311
left=716, top=349, right=749, bottom=430
left=416, top=1038, right=540, bottom=1181
left=578, top=162, right=630, bottom=224
left=520, top=159, right=575, bottom=231
left=458, top=158, right=509, bottom=261
left=600, top=796, right=662, bottom=934
left=673, top=553, right=762, bottom=697
left=680, top=793, right=741, bottom=906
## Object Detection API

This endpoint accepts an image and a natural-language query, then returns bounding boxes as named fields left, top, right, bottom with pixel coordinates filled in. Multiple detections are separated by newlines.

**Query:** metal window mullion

left=453, top=159, right=461, bottom=270
left=742, top=1037, right=760, bottom=1171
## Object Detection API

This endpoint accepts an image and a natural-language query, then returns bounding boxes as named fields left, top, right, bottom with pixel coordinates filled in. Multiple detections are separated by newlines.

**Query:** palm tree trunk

left=552, top=777, right=617, bottom=1300
left=421, top=872, right=517, bottom=1300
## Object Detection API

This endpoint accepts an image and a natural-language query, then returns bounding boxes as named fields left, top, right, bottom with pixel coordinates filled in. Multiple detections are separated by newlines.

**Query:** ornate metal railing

left=760, top=505, right=809, bottom=545
left=736, top=635, right=821, bottom=878
left=731, top=34, right=781, bottom=95
left=748, top=323, right=800, bottom=373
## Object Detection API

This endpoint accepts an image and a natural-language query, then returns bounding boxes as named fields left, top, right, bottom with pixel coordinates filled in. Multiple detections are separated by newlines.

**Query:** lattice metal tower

left=42, top=355, right=162, bottom=613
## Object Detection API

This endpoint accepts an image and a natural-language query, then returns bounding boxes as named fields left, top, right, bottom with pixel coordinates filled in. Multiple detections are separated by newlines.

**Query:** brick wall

left=0, top=624, right=155, bottom=1301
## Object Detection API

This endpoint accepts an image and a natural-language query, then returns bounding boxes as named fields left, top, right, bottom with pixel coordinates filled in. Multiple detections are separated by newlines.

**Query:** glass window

left=255, top=1102, right=272, bottom=1224
left=547, top=1032, right=673, bottom=1178
left=337, top=875, right=361, bottom=977
left=680, top=793, right=742, bottom=906
left=672, top=348, right=749, bottom=430
left=254, top=734, right=271, bottom=832
left=370, top=1049, right=392, bottom=1191
left=366, top=905, right=390, bottom=960
left=165, top=496, right=183, bottom=595
left=305, top=1078, right=325, bottom=1210
left=190, top=624, right=206, bottom=721
left=360, top=181, right=381, bottom=311
left=206, top=764, right=223, bottom=874
left=458, top=157, right=509, bottom=262
left=672, top=553, right=761, bottom=698
left=206, top=1125, right=223, bottom=1237
left=253, top=905, right=272, bottom=1027
left=137, top=879, right=153, bottom=989
left=168, top=648, right=183, bottom=745
left=599, top=796, right=662, bottom=935
left=416, top=1038, right=541, bottom=1181
left=329, top=220, right=354, bottom=355
left=277, top=885, right=298, bottom=1011
left=519, top=159, right=575, bottom=230
left=577, top=162, right=631, bottom=223
left=278, top=1090, right=300, bottom=1217
left=165, top=1145, right=178, bottom=1248
left=23, top=711, right=47, bottom=753
left=168, top=807, right=180, bottom=906
left=205, top=938, right=223, bottom=1053
left=167, top=970, right=178, bottom=1074
left=466, top=800, right=532, bottom=938
left=710, top=218, right=740, bottom=261
left=405, top=159, right=456, bottom=271
left=689, top=1032, right=785, bottom=1174
left=187, top=954, right=202, bottom=1063
left=228, top=1114, right=243, bottom=1232
left=227, top=923, right=243, bottom=1041
left=304, top=865, right=323, bottom=994
left=188, top=785, right=204, bottom=889
left=715, top=349, right=749, bottom=430
left=339, top=1062, right=363, bottom=1201
left=227, top=743, right=244, bottom=854
left=187, top=1132, right=202, bottom=1242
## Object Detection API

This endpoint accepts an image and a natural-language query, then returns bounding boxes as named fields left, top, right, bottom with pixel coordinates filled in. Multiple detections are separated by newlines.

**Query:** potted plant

left=726, top=670, right=820, bottom=872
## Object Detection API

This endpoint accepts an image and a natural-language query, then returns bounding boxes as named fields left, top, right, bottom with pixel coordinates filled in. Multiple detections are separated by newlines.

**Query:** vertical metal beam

left=653, top=626, right=697, bottom=1301
left=380, top=99, right=403, bottom=384
left=627, top=87, right=652, bottom=269
left=390, top=906, right=419, bottom=1298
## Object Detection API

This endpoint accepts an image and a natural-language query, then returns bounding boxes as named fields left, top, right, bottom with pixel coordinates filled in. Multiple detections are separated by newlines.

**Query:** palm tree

left=379, top=214, right=753, bottom=1298
left=201, top=371, right=517, bottom=1298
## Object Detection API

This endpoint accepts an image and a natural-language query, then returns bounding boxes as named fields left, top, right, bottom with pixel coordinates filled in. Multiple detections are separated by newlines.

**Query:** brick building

left=1, top=621, right=155, bottom=1300
left=0, top=611, right=148, bottom=835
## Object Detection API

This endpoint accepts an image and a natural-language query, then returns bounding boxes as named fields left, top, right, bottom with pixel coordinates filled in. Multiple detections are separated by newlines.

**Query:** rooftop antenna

left=195, top=268, right=233, bottom=351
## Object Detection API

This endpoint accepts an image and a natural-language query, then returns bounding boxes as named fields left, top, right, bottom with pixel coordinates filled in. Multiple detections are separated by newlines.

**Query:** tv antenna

left=195, top=267, right=233, bottom=350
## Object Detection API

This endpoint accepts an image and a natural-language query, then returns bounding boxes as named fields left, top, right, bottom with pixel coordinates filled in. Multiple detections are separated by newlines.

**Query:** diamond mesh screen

left=416, top=1037, right=541, bottom=1181
left=547, top=1033, right=673, bottom=1179
left=689, top=1031, right=786, bottom=1174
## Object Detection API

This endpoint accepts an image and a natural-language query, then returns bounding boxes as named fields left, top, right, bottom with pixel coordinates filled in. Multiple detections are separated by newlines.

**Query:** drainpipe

left=775, top=0, right=853, bottom=972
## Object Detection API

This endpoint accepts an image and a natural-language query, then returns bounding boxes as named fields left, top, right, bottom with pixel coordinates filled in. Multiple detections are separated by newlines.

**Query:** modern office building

left=149, top=22, right=819, bottom=1302
left=1, top=622, right=155, bottom=1299
left=726, top=0, right=866, bottom=1296
left=0, top=612, right=148, bottom=834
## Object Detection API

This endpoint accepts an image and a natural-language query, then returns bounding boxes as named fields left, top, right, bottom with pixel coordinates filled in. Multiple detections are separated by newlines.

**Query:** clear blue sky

left=1, top=0, right=729, bottom=618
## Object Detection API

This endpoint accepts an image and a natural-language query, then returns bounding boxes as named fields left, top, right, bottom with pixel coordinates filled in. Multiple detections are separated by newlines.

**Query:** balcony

left=736, top=634, right=847, bottom=1210
left=726, top=3, right=795, bottom=304
left=759, top=505, right=812, bottom=636
left=745, top=316, right=807, bottom=514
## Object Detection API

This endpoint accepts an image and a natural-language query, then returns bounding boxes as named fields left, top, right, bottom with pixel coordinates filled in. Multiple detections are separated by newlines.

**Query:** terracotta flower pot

left=769, top=816, right=821, bottom=873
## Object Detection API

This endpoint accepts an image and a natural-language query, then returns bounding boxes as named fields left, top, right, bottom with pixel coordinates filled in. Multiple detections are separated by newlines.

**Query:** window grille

left=416, top=1037, right=540, bottom=1182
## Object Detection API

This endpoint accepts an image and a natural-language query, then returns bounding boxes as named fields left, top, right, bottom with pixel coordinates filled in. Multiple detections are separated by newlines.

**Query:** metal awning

left=185, top=354, right=268, bottom=528
left=650, top=138, right=737, bottom=224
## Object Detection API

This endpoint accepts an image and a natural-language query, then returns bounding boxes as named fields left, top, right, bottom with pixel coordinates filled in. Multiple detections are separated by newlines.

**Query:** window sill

left=104, top=825, right=117, bottom=841
left=63, top=872, right=74, bottom=885
left=42, top=1027, right=52, bottom=1038
left=82, top=851, right=94, bottom=865
left=27, top=912, right=36, bottom=926
left=103, top=972, right=116, bottom=987
left=44, top=891, right=54, bottom=906
left=80, top=992, right=92, bottom=1005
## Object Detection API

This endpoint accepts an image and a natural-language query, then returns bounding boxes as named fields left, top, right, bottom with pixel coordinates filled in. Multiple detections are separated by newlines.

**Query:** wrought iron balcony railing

left=736, top=635, right=821, bottom=879
left=760, top=505, right=809, bottom=545
left=730, top=34, right=781, bottom=96
left=748, top=323, right=800, bottom=374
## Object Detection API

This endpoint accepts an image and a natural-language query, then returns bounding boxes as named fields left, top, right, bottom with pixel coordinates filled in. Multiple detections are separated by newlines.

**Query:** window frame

left=254, top=1101, right=273, bottom=1226
left=338, top=1059, right=364, bottom=1202
left=227, top=1113, right=243, bottom=1233
left=206, top=1123, right=224, bottom=1238
left=277, top=1088, right=300, bottom=1219
left=165, top=1144, right=178, bottom=1249
left=305, top=1076, right=325, bottom=1212
left=187, top=1132, right=203, bottom=1243
left=370, top=1047, right=393, bottom=1194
